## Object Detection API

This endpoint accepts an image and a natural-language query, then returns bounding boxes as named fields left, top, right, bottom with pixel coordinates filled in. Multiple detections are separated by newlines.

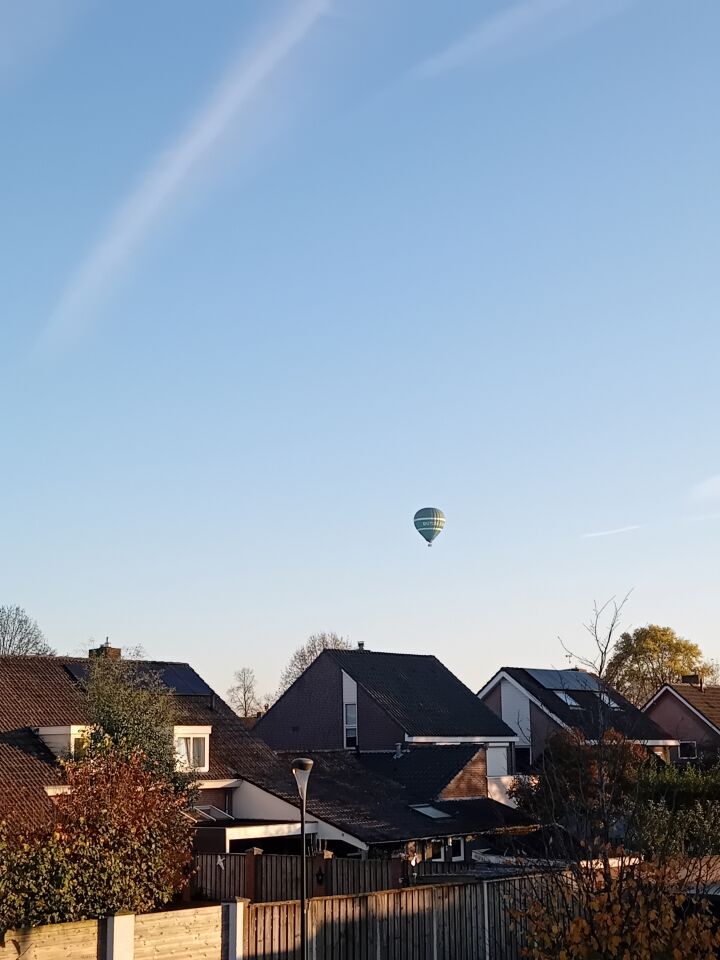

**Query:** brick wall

left=644, top=689, right=720, bottom=758
left=438, top=748, right=488, bottom=799
left=254, top=651, right=406, bottom=752
left=254, top=652, right=345, bottom=750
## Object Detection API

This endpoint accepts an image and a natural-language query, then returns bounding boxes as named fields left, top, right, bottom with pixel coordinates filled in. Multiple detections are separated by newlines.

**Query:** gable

left=330, top=650, right=515, bottom=739
left=644, top=687, right=720, bottom=745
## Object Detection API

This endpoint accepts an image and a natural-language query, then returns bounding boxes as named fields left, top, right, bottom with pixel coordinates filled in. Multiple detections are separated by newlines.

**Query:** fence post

left=311, top=850, right=333, bottom=897
left=106, top=912, right=135, bottom=960
left=244, top=848, right=261, bottom=902
left=482, top=881, right=491, bottom=960
left=226, top=897, right=249, bottom=960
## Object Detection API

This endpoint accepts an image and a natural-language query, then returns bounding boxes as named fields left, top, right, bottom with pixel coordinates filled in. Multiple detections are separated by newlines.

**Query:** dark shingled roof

left=494, top=667, right=673, bottom=742
left=327, top=650, right=515, bottom=739
left=357, top=745, right=481, bottom=802
left=276, top=750, right=530, bottom=845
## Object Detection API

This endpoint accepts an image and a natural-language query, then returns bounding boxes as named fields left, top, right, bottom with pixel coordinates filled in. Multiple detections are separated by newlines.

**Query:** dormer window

left=37, top=725, right=89, bottom=758
left=173, top=725, right=211, bottom=773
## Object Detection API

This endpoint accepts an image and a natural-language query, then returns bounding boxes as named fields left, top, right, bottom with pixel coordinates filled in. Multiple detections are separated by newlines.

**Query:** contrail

left=416, top=0, right=633, bottom=78
left=40, top=0, right=329, bottom=348
left=581, top=525, right=641, bottom=540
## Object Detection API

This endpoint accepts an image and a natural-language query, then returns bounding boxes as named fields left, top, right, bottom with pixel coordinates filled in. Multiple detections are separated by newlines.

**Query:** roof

left=0, top=656, right=298, bottom=827
left=0, top=655, right=525, bottom=849
left=327, top=650, right=515, bottom=739
left=275, top=750, right=530, bottom=845
left=357, top=745, right=481, bottom=802
left=486, top=667, right=672, bottom=743
left=650, top=684, right=720, bottom=734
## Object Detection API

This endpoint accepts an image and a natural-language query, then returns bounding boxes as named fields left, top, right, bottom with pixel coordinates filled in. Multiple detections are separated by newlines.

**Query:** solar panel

left=63, top=661, right=213, bottom=697
left=526, top=668, right=601, bottom=692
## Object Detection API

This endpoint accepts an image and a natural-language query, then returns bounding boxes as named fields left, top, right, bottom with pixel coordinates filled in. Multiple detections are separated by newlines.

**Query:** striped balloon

left=413, top=507, right=446, bottom=546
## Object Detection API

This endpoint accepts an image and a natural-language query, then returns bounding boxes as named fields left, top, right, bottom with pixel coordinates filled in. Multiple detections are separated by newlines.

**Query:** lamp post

left=292, top=757, right=313, bottom=960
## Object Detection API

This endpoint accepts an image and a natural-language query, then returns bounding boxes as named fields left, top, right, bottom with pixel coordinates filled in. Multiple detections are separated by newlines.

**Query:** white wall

left=500, top=680, right=531, bottom=745
left=233, top=780, right=301, bottom=821
left=486, top=744, right=509, bottom=777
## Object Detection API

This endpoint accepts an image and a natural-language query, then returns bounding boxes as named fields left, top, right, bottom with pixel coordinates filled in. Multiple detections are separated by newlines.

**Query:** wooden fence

left=0, top=876, right=548, bottom=960
left=194, top=853, right=399, bottom=903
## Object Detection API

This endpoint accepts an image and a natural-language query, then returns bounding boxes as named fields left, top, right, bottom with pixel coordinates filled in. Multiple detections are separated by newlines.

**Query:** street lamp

left=292, top=757, right=313, bottom=960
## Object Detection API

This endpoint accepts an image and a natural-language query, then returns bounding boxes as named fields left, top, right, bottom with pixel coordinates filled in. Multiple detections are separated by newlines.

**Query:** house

left=273, top=748, right=532, bottom=864
left=477, top=667, right=677, bottom=767
left=254, top=647, right=519, bottom=804
left=643, top=678, right=720, bottom=763
left=0, top=645, right=526, bottom=861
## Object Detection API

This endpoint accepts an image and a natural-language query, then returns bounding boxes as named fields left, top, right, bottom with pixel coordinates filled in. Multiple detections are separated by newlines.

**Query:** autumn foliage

left=518, top=863, right=720, bottom=960
left=0, top=749, right=193, bottom=933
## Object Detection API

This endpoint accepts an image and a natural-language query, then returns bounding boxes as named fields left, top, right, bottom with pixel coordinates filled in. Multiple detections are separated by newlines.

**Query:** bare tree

left=227, top=667, right=260, bottom=717
left=278, top=631, right=351, bottom=693
left=0, top=606, right=54, bottom=656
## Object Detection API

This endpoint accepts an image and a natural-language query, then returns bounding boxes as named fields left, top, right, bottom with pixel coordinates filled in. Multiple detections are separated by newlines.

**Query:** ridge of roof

left=492, top=666, right=673, bottom=743
left=328, top=649, right=516, bottom=739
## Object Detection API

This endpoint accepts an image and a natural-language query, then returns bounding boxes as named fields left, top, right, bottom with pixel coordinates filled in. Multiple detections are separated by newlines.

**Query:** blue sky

left=2, top=0, right=719, bottom=699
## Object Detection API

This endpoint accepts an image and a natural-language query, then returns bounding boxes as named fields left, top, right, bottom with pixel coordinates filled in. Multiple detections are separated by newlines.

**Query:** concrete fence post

left=226, top=897, right=249, bottom=960
left=106, top=912, right=135, bottom=960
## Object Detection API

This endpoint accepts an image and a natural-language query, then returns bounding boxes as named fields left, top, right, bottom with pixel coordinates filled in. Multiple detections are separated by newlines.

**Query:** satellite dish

left=414, top=507, right=445, bottom=547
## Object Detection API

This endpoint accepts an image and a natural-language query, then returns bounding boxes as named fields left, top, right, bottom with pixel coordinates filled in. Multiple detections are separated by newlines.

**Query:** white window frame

left=679, top=740, right=697, bottom=760
left=174, top=725, right=211, bottom=773
left=344, top=703, right=357, bottom=749
left=450, top=837, right=465, bottom=862
left=430, top=840, right=446, bottom=862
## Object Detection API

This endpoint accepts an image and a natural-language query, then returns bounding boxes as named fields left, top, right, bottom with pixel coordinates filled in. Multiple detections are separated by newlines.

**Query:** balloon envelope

left=414, top=507, right=446, bottom=546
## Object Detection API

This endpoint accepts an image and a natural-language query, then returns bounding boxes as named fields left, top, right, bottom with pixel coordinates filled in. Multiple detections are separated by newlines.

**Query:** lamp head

left=291, top=756, right=313, bottom=801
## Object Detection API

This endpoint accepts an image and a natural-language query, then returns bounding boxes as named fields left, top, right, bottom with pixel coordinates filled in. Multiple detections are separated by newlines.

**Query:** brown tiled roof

left=664, top=684, right=720, bottom=733
left=0, top=656, right=296, bottom=829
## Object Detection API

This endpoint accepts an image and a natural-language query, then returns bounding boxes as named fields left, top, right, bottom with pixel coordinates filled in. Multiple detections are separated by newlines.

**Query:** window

left=429, top=840, right=445, bottom=862
left=599, top=692, right=621, bottom=710
left=174, top=726, right=211, bottom=772
left=412, top=805, right=451, bottom=819
left=555, top=691, right=581, bottom=709
left=449, top=837, right=465, bottom=862
left=679, top=741, right=697, bottom=760
left=514, top=746, right=531, bottom=774
left=344, top=703, right=357, bottom=748
left=72, top=736, right=87, bottom=760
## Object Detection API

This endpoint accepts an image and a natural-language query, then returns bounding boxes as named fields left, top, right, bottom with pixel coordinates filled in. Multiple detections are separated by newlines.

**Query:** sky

left=2, top=0, right=720, bottom=700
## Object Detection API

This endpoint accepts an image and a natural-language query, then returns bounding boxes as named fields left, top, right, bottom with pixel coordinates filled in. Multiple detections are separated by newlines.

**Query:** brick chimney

left=89, top=638, right=122, bottom=660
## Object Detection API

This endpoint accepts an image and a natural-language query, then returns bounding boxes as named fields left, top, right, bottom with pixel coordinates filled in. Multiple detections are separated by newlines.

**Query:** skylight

left=412, top=805, right=451, bottom=820
left=555, top=690, right=581, bottom=709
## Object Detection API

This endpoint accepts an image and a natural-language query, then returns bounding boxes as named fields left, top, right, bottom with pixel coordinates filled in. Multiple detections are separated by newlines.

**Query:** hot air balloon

left=414, top=507, right=445, bottom=547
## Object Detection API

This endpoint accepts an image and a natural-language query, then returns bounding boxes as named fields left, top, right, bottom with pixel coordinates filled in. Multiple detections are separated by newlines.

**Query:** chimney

left=394, top=742, right=403, bottom=759
left=357, top=641, right=365, bottom=651
left=89, top=638, right=122, bottom=660
left=681, top=674, right=701, bottom=687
